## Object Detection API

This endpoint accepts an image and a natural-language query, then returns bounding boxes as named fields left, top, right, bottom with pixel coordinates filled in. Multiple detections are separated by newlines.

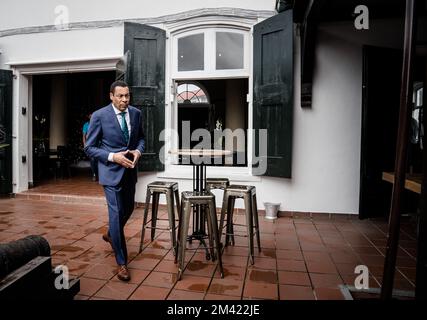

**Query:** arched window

left=177, top=83, right=209, bottom=104
left=176, top=81, right=213, bottom=153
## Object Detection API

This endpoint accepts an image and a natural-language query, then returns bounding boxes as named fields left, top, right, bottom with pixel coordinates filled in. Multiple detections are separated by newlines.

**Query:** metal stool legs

left=244, top=193, right=255, bottom=265
left=208, top=199, right=223, bottom=276
left=139, top=182, right=180, bottom=255
left=176, top=200, right=191, bottom=278
left=252, top=192, right=261, bottom=254
left=219, top=185, right=261, bottom=265
left=139, top=188, right=152, bottom=252
left=176, top=192, right=224, bottom=280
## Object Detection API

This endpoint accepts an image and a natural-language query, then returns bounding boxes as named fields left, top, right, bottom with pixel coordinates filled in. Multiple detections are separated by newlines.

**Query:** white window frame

left=171, top=27, right=250, bottom=79
left=160, top=20, right=261, bottom=182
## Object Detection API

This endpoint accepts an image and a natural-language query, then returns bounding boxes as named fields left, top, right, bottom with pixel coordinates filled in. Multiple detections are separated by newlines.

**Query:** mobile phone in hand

left=125, top=152, right=134, bottom=161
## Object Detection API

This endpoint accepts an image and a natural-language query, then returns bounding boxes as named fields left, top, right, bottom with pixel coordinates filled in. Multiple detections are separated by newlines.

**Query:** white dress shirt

left=112, top=103, right=131, bottom=136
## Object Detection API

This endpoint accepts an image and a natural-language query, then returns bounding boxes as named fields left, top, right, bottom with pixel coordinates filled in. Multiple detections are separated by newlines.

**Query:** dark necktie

left=120, top=111, right=129, bottom=143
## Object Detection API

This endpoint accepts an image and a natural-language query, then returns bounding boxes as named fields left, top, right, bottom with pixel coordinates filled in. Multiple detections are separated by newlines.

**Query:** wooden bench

left=382, top=172, right=422, bottom=194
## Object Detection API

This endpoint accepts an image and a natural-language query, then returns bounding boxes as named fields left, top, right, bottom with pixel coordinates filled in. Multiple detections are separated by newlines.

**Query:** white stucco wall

left=0, top=0, right=411, bottom=214
left=0, top=0, right=276, bottom=30
left=291, top=19, right=403, bottom=214
left=0, top=27, right=124, bottom=67
left=272, top=19, right=403, bottom=214
left=0, top=26, right=124, bottom=193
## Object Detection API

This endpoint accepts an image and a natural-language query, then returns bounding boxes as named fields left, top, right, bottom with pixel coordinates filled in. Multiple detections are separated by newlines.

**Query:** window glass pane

left=216, top=32, right=244, bottom=70
left=178, top=34, right=204, bottom=71
left=177, top=83, right=208, bottom=103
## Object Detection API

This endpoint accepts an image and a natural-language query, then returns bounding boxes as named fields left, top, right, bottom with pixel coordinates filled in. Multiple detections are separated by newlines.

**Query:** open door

left=0, top=70, right=12, bottom=195
left=123, top=22, right=166, bottom=172
left=253, top=10, right=294, bottom=177
left=359, top=46, right=402, bottom=219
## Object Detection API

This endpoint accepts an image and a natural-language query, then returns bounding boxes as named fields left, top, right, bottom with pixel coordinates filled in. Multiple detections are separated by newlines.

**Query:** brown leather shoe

left=117, top=265, right=130, bottom=282
left=102, top=233, right=113, bottom=250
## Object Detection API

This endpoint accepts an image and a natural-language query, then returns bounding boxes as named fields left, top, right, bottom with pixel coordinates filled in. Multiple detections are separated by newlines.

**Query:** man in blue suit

left=84, top=80, right=145, bottom=281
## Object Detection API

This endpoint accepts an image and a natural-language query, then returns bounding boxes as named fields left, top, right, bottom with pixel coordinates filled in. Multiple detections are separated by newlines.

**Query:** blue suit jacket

left=84, top=104, right=145, bottom=186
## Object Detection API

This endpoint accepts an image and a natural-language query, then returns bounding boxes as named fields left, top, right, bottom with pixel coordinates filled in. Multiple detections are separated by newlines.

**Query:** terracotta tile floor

left=0, top=179, right=418, bottom=300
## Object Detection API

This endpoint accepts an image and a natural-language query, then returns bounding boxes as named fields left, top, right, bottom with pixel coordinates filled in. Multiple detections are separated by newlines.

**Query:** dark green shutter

left=0, top=70, right=13, bottom=194
left=124, top=22, right=165, bottom=172
left=253, top=10, right=294, bottom=178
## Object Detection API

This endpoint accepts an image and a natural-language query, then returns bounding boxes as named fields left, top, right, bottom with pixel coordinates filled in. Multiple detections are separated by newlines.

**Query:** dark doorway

left=359, top=46, right=402, bottom=219
left=0, top=70, right=12, bottom=195
left=359, top=46, right=426, bottom=219
left=32, top=71, right=115, bottom=185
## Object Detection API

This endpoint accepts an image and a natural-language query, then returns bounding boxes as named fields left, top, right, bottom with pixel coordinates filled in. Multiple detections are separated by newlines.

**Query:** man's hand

left=113, top=150, right=135, bottom=168
left=127, top=150, right=141, bottom=168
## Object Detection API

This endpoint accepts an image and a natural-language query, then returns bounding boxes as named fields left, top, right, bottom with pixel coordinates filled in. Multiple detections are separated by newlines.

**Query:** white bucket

left=264, top=202, right=280, bottom=220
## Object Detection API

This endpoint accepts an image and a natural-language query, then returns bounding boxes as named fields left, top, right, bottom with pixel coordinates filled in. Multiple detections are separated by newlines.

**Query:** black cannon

left=0, top=235, right=50, bottom=278
left=0, top=235, right=79, bottom=300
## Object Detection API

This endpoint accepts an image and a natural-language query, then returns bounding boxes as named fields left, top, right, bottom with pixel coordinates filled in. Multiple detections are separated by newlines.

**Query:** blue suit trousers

left=103, top=169, right=135, bottom=266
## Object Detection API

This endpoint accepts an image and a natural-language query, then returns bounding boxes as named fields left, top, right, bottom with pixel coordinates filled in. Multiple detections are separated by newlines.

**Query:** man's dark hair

left=110, top=80, right=129, bottom=94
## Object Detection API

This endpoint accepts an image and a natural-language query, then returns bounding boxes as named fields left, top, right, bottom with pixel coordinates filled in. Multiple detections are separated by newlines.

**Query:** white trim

left=247, top=25, right=254, bottom=171
left=165, top=14, right=258, bottom=34
left=6, top=56, right=120, bottom=75
left=12, top=71, right=31, bottom=193
left=10, top=58, right=117, bottom=192
left=27, top=75, right=33, bottom=186
left=0, top=8, right=274, bottom=38
left=171, top=73, right=251, bottom=81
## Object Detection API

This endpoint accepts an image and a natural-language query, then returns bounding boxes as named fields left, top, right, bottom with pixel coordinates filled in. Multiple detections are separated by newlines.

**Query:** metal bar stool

left=139, top=181, right=180, bottom=255
left=175, top=191, right=224, bottom=280
left=219, top=185, right=261, bottom=265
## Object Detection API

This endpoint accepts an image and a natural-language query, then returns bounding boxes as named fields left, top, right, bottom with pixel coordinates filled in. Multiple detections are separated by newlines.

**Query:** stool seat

left=206, top=178, right=230, bottom=190
left=226, top=185, right=255, bottom=193
left=181, top=191, right=215, bottom=201
left=148, top=181, right=178, bottom=189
